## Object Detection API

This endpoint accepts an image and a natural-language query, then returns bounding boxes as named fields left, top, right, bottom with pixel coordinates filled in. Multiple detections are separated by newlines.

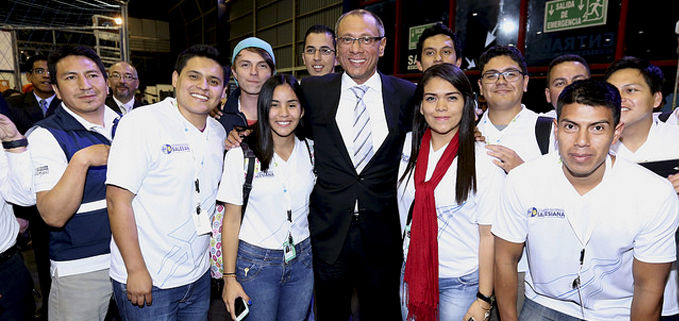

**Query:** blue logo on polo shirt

left=161, top=143, right=191, bottom=154
left=528, top=207, right=565, bottom=218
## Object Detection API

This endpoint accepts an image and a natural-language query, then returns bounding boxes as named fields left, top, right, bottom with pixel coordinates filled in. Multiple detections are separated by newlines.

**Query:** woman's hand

left=463, top=298, right=491, bottom=321
left=222, top=277, right=251, bottom=320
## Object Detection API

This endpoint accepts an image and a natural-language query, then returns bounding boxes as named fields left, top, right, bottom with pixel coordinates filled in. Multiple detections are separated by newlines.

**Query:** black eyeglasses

left=336, top=36, right=383, bottom=46
left=481, top=69, right=523, bottom=83
left=30, top=68, right=49, bottom=75
left=304, top=47, right=335, bottom=56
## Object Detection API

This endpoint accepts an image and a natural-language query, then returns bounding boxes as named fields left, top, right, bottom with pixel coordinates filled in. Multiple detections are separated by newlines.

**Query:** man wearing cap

left=217, top=37, right=276, bottom=133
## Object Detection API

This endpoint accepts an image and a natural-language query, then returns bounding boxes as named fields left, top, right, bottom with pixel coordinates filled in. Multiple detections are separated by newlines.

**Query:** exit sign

left=544, top=0, right=608, bottom=33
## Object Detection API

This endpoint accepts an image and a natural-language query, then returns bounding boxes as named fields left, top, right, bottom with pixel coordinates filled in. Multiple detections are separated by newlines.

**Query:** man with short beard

left=105, top=61, right=143, bottom=115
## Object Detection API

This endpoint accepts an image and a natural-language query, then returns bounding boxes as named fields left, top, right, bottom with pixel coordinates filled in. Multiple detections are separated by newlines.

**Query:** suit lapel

left=325, top=75, right=356, bottom=170
left=24, top=93, right=44, bottom=122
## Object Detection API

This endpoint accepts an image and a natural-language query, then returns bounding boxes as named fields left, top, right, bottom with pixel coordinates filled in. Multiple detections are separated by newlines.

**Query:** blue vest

left=35, top=106, right=112, bottom=261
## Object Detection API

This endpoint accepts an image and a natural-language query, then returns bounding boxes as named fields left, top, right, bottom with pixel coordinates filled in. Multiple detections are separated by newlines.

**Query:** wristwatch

left=2, top=138, right=28, bottom=149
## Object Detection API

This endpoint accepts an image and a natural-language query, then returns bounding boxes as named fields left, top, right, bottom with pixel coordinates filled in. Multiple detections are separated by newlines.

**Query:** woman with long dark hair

left=398, top=63, right=504, bottom=321
left=217, top=74, right=315, bottom=321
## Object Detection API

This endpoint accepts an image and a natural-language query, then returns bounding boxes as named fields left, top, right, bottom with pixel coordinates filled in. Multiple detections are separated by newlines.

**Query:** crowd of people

left=0, top=7, right=678, bottom=321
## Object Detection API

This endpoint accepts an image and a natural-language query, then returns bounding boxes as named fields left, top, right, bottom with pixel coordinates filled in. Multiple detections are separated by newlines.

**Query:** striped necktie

left=39, top=99, right=48, bottom=116
left=351, top=85, right=372, bottom=173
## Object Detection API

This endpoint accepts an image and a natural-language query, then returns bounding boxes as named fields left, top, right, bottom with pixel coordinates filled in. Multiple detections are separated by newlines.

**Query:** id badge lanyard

left=276, top=152, right=297, bottom=264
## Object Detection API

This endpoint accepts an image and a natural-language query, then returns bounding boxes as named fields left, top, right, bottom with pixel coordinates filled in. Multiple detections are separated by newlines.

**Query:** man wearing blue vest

left=27, top=45, right=119, bottom=321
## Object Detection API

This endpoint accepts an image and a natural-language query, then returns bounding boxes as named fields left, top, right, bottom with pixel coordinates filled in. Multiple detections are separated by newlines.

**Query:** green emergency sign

left=408, top=22, right=439, bottom=50
left=544, top=0, right=608, bottom=33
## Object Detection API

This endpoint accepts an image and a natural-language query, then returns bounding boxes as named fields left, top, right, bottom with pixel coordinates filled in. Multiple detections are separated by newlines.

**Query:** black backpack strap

left=535, top=116, right=554, bottom=155
left=659, top=111, right=673, bottom=123
left=241, top=143, right=256, bottom=221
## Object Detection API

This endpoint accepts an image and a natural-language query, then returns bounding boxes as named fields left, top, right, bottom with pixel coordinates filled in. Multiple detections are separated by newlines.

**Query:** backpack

left=535, top=116, right=554, bottom=155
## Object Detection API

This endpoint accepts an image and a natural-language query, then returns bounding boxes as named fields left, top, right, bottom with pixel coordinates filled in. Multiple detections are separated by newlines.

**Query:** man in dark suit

left=6, top=54, right=61, bottom=134
left=105, top=61, right=143, bottom=115
left=6, top=54, right=59, bottom=319
left=301, top=9, right=415, bottom=320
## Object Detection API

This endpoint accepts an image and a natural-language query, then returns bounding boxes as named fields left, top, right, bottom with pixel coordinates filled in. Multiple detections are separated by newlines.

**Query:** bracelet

left=2, top=138, right=28, bottom=149
left=223, top=274, right=237, bottom=278
left=477, top=300, right=491, bottom=311
left=476, top=291, right=493, bottom=305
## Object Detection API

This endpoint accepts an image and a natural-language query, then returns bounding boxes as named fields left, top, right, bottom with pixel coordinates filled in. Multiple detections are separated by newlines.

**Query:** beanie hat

left=231, top=37, right=276, bottom=66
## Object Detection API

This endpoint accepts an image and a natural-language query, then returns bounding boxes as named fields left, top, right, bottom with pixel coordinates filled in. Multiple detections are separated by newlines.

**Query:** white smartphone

left=234, top=297, right=250, bottom=321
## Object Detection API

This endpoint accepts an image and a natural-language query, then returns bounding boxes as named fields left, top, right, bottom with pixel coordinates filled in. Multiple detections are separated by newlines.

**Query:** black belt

left=0, top=245, right=17, bottom=265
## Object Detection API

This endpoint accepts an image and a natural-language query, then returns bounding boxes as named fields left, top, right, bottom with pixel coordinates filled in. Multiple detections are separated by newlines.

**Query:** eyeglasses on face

left=30, top=68, right=49, bottom=75
left=336, top=36, right=383, bottom=47
left=481, top=69, right=523, bottom=83
left=110, top=73, right=138, bottom=81
left=304, top=47, right=335, bottom=56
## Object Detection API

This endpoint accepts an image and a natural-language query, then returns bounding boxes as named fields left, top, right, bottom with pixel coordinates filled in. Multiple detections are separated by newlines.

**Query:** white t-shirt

left=217, top=137, right=315, bottom=249
left=106, top=97, right=226, bottom=289
left=666, top=108, right=679, bottom=126
left=492, top=153, right=679, bottom=321
left=0, top=151, right=35, bottom=253
left=28, top=103, right=119, bottom=276
left=397, top=133, right=505, bottom=277
left=610, top=119, right=679, bottom=316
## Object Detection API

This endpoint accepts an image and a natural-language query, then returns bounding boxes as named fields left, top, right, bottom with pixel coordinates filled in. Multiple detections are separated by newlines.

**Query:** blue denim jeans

left=400, top=264, right=479, bottom=320
left=519, top=298, right=584, bottom=321
left=237, top=238, right=314, bottom=321
left=112, top=270, right=210, bottom=321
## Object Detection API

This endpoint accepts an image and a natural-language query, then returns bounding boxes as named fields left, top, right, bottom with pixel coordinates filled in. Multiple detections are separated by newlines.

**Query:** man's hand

left=222, top=277, right=250, bottom=320
left=126, top=269, right=153, bottom=307
left=668, top=173, right=679, bottom=194
left=485, top=144, right=524, bottom=173
left=210, top=105, right=224, bottom=119
left=225, top=128, right=252, bottom=151
left=0, top=114, right=23, bottom=142
left=473, top=126, right=486, bottom=143
left=74, top=144, right=110, bottom=167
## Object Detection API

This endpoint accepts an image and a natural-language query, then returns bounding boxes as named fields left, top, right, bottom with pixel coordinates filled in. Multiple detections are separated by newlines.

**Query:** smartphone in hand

left=234, top=296, right=250, bottom=321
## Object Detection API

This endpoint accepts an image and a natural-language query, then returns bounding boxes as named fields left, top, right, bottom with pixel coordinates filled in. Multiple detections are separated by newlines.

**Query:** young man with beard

left=105, top=61, right=143, bottom=115
left=494, top=79, right=679, bottom=321
left=106, top=45, right=228, bottom=320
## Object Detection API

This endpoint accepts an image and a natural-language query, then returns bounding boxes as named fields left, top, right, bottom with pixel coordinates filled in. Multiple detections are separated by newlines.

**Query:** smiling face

left=556, top=102, right=623, bottom=189
left=606, top=68, right=661, bottom=132
left=478, top=55, right=529, bottom=111
left=303, top=32, right=337, bottom=76
left=417, top=34, right=461, bottom=71
left=172, top=56, right=225, bottom=126
left=269, top=84, right=303, bottom=139
left=231, top=49, right=273, bottom=95
left=336, top=14, right=386, bottom=85
left=52, top=55, right=108, bottom=116
left=420, top=76, right=464, bottom=143
left=28, top=59, right=54, bottom=98
left=107, top=62, right=139, bottom=103
left=545, top=61, right=590, bottom=108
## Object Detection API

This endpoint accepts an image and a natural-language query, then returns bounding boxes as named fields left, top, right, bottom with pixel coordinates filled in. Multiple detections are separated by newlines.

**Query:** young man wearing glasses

left=106, top=61, right=143, bottom=115
left=300, top=9, right=415, bottom=321
left=302, top=24, right=337, bottom=76
left=477, top=45, right=555, bottom=174
left=493, top=79, right=679, bottom=321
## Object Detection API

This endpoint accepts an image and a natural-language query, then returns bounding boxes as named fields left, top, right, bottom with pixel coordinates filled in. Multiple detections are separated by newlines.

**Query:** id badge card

left=283, top=236, right=296, bottom=263
left=193, top=210, right=212, bottom=235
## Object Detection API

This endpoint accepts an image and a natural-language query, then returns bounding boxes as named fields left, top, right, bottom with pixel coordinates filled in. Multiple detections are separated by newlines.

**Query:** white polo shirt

left=610, top=118, right=679, bottom=316
left=492, top=153, right=679, bottom=321
left=398, top=133, right=504, bottom=277
left=667, top=108, right=679, bottom=126
left=28, top=103, right=119, bottom=277
left=106, top=97, right=226, bottom=289
left=0, top=150, right=35, bottom=253
left=217, top=137, right=315, bottom=249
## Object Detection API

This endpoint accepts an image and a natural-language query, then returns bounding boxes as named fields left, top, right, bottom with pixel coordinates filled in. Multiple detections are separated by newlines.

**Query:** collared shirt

left=32, top=92, right=56, bottom=113
left=336, top=72, right=388, bottom=168
left=112, top=96, right=135, bottom=115
left=0, top=150, right=35, bottom=253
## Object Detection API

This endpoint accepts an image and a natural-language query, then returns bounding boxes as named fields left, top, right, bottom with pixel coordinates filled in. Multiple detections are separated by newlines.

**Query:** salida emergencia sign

left=544, top=0, right=608, bottom=33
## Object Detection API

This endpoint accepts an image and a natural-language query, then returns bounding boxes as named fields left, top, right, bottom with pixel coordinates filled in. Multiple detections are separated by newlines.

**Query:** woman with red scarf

left=398, top=63, right=505, bottom=321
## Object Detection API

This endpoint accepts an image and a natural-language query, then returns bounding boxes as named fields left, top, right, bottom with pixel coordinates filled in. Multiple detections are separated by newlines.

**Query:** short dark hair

left=603, top=56, right=664, bottom=95
left=557, top=79, right=621, bottom=126
left=304, top=24, right=336, bottom=48
left=48, top=45, right=107, bottom=86
left=249, top=74, right=306, bottom=171
left=546, top=54, right=590, bottom=87
left=478, top=45, right=527, bottom=75
left=175, top=44, right=229, bottom=81
left=26, top=54, right=48, bottom=73
left=416, top=23, right=461, bottom=63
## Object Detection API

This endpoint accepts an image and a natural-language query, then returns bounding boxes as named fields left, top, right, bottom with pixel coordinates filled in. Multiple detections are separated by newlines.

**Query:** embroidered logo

left=528, top=207, right=565, bottom=218
left=161, top=143, right=190, bottom=154
left=35, top=165, right=49, bottom=176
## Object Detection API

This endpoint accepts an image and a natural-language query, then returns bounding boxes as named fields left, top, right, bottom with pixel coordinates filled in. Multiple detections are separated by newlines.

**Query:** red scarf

left=404, top=128, right=459, bottom=321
